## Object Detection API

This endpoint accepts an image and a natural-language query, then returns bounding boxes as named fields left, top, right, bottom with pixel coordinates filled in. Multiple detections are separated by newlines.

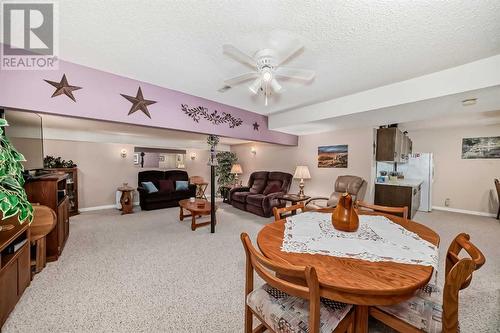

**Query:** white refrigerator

left=398, top=153, right=434, bottom=212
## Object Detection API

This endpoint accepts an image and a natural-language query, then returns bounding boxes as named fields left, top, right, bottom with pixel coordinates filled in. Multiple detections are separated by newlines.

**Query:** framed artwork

left=133, top=153, right=140, bottom=165
left=318, top=145, right=348, bottom=168
left=462, top=136, right=500, bottom=159
left=159, top=155, right=165, bottom=162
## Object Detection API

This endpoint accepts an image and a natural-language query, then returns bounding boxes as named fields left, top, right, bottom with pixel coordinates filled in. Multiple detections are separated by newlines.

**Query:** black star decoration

left=44, top=74, right=82, bottom=102
left=120, top=87, right=157, bottom=119
left=252, top=122, right=260, bottom=131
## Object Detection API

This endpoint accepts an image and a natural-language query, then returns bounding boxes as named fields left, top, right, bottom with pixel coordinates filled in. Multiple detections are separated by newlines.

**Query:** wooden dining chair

left=273, top=202, right=304, bottom=221
left=370, top=233, right=485, bottom=333
left=355, top=201, right=408, bottom=220
left=240, top=233, right=354, bottom=333
left=495, top=179, right=500, bottom=219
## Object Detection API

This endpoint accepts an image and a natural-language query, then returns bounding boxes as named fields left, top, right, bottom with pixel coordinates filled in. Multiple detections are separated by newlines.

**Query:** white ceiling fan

left=221, top=40, right=315, bottom=106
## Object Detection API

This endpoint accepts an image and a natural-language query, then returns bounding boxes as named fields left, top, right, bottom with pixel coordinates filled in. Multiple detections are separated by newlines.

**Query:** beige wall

left=230, top=128, right=375, bottom=201
left=44, top=140, right=212, bottom=209
left=409, top=124, right=500, bottom=215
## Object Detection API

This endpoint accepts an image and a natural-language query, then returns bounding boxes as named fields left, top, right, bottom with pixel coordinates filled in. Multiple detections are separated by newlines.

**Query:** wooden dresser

left=24, top=174, right=69, bottom=261
left=0, top=218, right=30, bottom=327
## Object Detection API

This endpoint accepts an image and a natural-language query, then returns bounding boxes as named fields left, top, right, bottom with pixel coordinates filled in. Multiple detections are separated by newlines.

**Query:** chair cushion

left=376, top=284, right=448, bottom=333
left=232, top=191, right=251, bottom=203
left=159, top=179, right=174, bottom=193
left=247, top=284, right=352, bottom=333
left=246, top=194, right=266, bottom=207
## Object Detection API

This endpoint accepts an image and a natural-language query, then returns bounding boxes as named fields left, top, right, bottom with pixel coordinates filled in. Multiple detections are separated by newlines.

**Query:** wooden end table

left=276, top=194, right=311, bottom=215
left=30, top=205, right=57, bottom=274
left=179, top=199, right=216, bottom=231
left=118, top=185, right=135, bottom=215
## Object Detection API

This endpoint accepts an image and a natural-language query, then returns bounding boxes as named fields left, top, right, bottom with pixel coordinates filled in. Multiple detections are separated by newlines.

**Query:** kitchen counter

left=375, top=178, right=423, bottom=188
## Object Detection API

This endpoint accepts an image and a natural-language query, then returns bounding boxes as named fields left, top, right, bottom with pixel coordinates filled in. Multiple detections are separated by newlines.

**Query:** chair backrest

left=442, top=233, right=485, bottom=332
left=495, top=179, right=500, bottom=199
left=247, top=171, right=269, bottom=193
left=268, top=171, right=293, bottom=194
left=334, top=175, right=365, bottom=195
left=165, top=170, right=189, bottom=183
left=189, top=176, right=204, bottom=184
left=138, top=170, right=165, bottom=187
left=240, top=233, right=322, bottom=333
left=273, top=203, right=304, bottom=221
left=355, top=201, right=408, bottom=220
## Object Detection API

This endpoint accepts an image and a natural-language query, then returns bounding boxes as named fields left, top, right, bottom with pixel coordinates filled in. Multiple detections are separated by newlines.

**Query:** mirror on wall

left=2, top=110, right=44, bottom=170
left=133, top=147, right=186, bottom=169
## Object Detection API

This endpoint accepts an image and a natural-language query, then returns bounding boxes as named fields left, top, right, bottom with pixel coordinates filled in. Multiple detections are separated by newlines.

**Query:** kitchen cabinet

left=376, top=127, right=412, bottom=162
left=375, top=183, right=421, bottom=219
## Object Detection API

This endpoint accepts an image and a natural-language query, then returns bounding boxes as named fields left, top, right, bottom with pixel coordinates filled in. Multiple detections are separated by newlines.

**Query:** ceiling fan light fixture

left=270, top=78, right=282, bottom=93
left=262, top=69, right=273, bottom=82
left=249, top=78, right=262, bottom=94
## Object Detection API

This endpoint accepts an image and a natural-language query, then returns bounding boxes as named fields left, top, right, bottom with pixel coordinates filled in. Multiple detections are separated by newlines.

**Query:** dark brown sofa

left=229, top=171, right=293, bottom=217
left=138, top=170, right=196, bottom=210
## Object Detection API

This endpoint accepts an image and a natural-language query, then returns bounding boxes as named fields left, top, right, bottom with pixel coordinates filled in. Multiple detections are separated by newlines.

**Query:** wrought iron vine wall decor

left=181, top=104, right=243, bottom=128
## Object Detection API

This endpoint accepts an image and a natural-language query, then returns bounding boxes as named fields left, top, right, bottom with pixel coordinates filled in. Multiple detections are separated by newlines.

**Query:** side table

left=118, top=185, right=135, bottom=215
left=276, top=194, right=311, bottom=215
left=30, top=204, right=57, bottom=274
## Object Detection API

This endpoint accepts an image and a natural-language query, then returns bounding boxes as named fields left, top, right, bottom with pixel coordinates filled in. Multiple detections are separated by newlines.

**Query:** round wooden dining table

left=257, top=212, right=440, bottom=333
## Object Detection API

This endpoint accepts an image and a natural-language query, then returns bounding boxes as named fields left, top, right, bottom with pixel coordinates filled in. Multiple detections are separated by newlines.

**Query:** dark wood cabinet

left=376, top=127, right=412, bottom=162
left=24, top=174, right=69, bottom=262
left=44, top=168, right=79, bottom=216
left=0, top=220, right=30, bottom=327
left=375, top=184, right=421, bottom=219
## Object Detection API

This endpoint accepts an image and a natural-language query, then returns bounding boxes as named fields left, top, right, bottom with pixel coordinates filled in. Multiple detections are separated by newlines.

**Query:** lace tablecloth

left=282, top=212, right=438, bottom=268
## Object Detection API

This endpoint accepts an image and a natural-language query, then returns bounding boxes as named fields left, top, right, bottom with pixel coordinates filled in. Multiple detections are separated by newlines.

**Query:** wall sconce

left=120, top=149, right=127, bottom=158
left=250, top=146, right=257, bottom=156
left=190, top=152, right=196, bottom=160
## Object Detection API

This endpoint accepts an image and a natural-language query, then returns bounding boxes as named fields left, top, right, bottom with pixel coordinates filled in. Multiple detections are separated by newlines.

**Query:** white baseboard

left=432, top=206, right=496, bottom=218
left=80, top=202, right=140, bottom=212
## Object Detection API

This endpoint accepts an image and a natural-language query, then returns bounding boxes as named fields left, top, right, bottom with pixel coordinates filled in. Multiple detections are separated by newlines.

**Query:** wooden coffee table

left=178, top=199, right=216, bottom=231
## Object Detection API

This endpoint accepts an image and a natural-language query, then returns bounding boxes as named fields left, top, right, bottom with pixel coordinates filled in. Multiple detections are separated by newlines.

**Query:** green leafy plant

left=44, top=155, right=76, bottom=168
left=215, top=151, right=238, bottom=194
left=0, top=119, right=33, bottom=223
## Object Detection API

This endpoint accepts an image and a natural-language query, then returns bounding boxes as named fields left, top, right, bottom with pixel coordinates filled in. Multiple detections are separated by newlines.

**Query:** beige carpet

left=3, top=205, right=499, bottom=332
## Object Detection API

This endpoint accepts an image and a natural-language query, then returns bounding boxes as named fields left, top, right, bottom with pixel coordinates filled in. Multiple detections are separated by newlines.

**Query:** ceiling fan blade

left=224, top=72, right=259, bottom=86
left=277, top=39, right=304, bottom=66
left=275, top=67, right=315, bottom=82
left=223, top=44, right=257, bottom=68
left=249, top=77, right=262, bottom=94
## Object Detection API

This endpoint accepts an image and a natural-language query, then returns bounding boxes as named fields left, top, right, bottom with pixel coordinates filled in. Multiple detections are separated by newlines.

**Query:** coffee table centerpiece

left=179, top=198, right=216, bottom=231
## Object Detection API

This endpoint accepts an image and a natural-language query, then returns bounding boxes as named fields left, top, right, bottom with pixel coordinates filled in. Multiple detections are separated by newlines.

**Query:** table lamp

left=230, top=164, right=243, bottom=186
left=293, top=165, right=311, bottom=198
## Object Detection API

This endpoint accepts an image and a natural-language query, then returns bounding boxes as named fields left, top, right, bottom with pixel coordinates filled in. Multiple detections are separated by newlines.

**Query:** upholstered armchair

left=305, top=175, right=365, bottom=210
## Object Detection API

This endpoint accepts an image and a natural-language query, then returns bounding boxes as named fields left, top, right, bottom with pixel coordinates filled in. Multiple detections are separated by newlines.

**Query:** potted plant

left=216, top=151, right=238, bottom=195
left=0, top=118, right=33, bottom=231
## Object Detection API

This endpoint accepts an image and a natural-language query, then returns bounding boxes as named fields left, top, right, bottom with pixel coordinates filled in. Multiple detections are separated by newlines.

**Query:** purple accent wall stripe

left=0, top=55, right=297, bottom=146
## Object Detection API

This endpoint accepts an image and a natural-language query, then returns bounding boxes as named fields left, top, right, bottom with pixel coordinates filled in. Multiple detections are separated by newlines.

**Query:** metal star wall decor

left=120, top=87, right=157, bottom=119
left=44, top=74, right=82, bottom=102
left=252, top=122, right=260, bottom=131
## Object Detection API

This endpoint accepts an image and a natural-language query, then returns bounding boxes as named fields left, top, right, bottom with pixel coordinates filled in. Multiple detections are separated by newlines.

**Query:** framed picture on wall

left=318, top=145, right=348, bottom=168
left=133, top=153, right=140, bottom=165
left=462, top=136, right=500, bottom=159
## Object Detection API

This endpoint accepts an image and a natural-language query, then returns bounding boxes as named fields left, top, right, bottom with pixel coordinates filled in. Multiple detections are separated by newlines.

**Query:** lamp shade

left=230, top=164, right=243, bottom=174
left=293, top=166, right=311, bottom=179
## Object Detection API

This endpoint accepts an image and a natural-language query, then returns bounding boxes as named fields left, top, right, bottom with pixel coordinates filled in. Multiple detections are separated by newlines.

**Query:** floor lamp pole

left=210, top=164, right=216, bottom=233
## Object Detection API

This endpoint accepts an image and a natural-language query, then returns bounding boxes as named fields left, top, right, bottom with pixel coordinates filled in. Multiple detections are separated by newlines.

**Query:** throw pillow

left=175, top=180, right=189, bottom=191
left=141, top=181, right=159, bottom=194
left=263, top=183, right=282, bottom=195
left=159, top=179, right=174, bottom=193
